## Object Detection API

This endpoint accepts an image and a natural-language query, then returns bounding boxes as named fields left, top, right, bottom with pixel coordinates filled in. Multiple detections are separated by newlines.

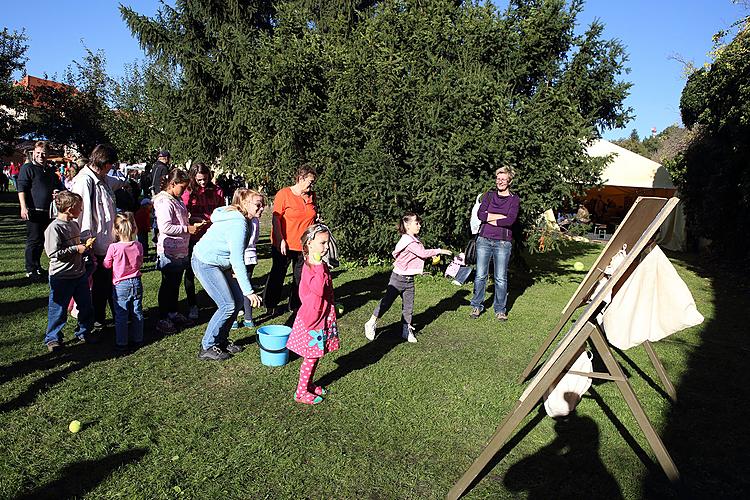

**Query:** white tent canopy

left=587, top=139, right=676, bottom=189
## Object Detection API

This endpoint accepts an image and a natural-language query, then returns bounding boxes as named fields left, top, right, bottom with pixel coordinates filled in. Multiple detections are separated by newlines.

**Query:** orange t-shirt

left=271, top=187, right=318, bottom=252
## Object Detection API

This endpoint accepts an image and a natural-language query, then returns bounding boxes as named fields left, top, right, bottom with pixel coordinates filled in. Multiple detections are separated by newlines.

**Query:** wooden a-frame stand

left=447, top=197, right=681, bottom=499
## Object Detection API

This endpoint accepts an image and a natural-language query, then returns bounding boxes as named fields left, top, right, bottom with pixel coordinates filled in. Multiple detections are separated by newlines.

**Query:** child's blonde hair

left=229, top=188, right=265, bottom=218
left=114, top=212, right=137, bottom=242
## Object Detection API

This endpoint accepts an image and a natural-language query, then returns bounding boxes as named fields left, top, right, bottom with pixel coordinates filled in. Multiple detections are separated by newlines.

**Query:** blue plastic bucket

left=256, top=325, right=292, bottom=367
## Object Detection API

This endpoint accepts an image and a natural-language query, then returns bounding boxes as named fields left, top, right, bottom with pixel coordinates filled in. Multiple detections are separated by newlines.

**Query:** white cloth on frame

left=602, top=246, right=703, bottom=350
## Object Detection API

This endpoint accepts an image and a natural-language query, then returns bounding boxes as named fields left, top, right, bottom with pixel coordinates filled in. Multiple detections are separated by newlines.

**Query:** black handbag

left=464, top=235, right=478, bottom=266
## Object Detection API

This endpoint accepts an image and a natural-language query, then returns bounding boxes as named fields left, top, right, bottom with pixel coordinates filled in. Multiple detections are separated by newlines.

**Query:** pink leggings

left=295, top=357, right=322, bottom=403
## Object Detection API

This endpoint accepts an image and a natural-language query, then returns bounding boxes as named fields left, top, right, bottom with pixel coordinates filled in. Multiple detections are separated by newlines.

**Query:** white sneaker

left=188, top=305, right=199, bottom=320
left=364, top=320, right=376, bottom=341
left=402, top=325, right=417, bottom=343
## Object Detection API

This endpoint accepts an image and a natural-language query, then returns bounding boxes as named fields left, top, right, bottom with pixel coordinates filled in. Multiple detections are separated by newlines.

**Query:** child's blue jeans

left=112, top=277, right=144, bottom=347
left=45, top=273, right=94, bottom=345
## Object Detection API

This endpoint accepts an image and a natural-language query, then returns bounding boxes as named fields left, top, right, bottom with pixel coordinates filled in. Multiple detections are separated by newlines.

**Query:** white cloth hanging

left=602, top=246, right=703, bottom=350
left=543, top=350, right=594, bottom=418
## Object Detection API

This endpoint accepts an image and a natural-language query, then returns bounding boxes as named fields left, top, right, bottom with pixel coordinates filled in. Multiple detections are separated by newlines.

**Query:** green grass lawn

left=0, top=190, right=748, bottom=499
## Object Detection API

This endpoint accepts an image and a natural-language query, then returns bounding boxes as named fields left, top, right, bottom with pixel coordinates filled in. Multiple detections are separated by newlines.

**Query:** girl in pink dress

left=285, top=223, right=339, bottom=405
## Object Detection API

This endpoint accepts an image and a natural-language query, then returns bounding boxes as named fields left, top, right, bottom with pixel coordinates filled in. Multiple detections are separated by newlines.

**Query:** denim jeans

left=157, top=254, right=188, bottom=319
left=470, top=236, right=512, bottom=314
left=45, top=273, right=94, bottom=344
left=192, top=255, right=244, bottom=349
left=113, top=277, right=144, bottom=347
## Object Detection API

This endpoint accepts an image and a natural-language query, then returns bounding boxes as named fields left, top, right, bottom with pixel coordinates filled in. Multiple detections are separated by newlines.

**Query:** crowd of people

left=13, top=141, right=521, bottom=405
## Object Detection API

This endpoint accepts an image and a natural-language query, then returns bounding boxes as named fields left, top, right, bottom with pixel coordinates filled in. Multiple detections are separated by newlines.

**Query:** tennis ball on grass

left=573, top=261, right=585, bottom=271
left=68, top=420, right=81, bottom=433
left=336, top=304, right=344, bottom=315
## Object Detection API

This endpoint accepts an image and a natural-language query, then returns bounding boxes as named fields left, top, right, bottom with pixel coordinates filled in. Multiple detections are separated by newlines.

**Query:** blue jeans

left=45, top=273, right=93, bottom=344
left=470, top=236, right=512, bottom=314
left=192, top=255, right=244, bottom=350
left=113, top=277, right=144, bottom=347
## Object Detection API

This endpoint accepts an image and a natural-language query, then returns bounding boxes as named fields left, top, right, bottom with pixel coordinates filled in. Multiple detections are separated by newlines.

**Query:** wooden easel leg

left=642, top=340, right=677, bottom=401
left=448, top=323, right=593, bottom=499
left=517, top=314, right=569, bottom=383
left=589, top=326, right=680, bottom=482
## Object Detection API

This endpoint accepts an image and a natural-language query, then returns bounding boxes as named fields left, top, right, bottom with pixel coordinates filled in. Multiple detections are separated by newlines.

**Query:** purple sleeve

left=477, top=193, right=490, bottom=223
left=496, top=195, right=520, bottom=228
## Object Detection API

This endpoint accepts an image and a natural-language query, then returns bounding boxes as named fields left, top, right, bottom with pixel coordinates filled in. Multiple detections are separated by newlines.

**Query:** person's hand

left=488, top=220, right=498, bottom=226
left=280, top=239, right=288, bottom=256
left=187, top=222, right=205, bottom=235
left=20, top=207, right=28, bottom=220
left=76, top=244, right=87, bottom=254
left=440, top=249, right=453, bottom=256
left=245, top=293, right=262, bottom=308
left=85, top=237, right=96, bottom=248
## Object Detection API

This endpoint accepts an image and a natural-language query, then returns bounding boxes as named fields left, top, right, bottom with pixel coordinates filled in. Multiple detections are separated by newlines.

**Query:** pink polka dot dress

left=286, top=261, right=339, bottom=359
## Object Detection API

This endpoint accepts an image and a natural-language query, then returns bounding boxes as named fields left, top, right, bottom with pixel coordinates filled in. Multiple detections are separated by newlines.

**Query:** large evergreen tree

left=672, top=15, right=750, bottom=258
left=0, top=28, right=29, bottom=155
left=122, top=0, right=631, bottom=257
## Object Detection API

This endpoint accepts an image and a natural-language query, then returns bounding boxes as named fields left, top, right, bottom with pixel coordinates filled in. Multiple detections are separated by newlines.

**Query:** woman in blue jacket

left=192, top=188, right=265, bottom=361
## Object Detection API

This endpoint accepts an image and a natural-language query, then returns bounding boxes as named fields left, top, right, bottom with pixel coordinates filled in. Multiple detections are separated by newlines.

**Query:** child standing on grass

left=232, top=189, right=261, bottom=330
left=286, top=224, right=339, bottom=405
left=153, top=169, right=204, bottom=334
left=43, top=191, right=96, bottom=351
left=103, top=212, right=144, bottom=352
left=364, top=212, right=451, bottom=343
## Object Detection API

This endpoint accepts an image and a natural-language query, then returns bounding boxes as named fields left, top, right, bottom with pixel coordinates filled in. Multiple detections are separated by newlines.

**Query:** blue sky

left=4, top=1, right=747, bottom=140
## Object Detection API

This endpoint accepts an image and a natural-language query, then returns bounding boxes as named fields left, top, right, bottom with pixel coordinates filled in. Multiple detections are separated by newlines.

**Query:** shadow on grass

left=317, top=288, right=469, bottom=387
left=503, top=412, right=623, bottom=499
left=641, top=254, right=750, bottom=498
left=0, top=295, right=49, bottom=317
left=0, top=311, right=182, bottom=414
left=14, top=447, right=148, bottom=499
left=330, top=270, right=391, bottom=318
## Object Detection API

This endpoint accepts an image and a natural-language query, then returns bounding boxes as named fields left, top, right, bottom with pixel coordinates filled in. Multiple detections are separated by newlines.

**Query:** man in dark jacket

left=150, top=150, right=171, bottom=196
left=17, top=141, right=62, bottom=280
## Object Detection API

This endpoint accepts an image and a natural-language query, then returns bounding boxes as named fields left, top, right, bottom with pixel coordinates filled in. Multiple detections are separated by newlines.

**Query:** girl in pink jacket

left=364, top=212, right=451, bottom=343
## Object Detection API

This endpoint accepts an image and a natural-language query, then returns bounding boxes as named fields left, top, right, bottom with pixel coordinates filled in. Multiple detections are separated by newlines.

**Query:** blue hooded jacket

left=193, top=207, right=254, bottom=295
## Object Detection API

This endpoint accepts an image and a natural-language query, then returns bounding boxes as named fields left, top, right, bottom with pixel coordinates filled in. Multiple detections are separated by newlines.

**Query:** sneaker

left=470, top=307, right=482, bottom=319
left=197, top=345, right=232, bottom=361
left=231, top=319, right=254, bottom=330
left=496, top=312, right=508, bottom=321
left=364, top=319, right=377, bottom=341
left=168, top=312, right=194, bottom=327
left=188, top=305, right=200, bottom=320
left=46, top=340, right=62, bottom=352
left=220, top=340, right=244, bottom=354
left=75, top=333, right=100, bottom=344
left=92, top=321, right=104, bottom=333
left=402, top=325, right=417, bottom=343
left=156, top=319, right=177, bottom=334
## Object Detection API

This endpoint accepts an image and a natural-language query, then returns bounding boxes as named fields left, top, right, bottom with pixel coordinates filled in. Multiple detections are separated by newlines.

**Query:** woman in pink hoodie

left=152, top=169, right=204, bottom=334
left=364, top=212, right=451, bottom=343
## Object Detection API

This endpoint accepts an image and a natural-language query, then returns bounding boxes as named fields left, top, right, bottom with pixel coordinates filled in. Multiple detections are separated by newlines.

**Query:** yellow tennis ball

left=573, top=261, right=585, bottom=271
left=312, top=252, right=322, bottom=263
left=432, top=255, right=440, bottom=265
left=68, top=420, right=81, bottom=433
left=335, top=304, right=344, bottom=315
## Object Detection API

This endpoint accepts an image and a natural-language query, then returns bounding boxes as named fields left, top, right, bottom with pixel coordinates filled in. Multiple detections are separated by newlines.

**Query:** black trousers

left=263, top=246, right=304, bottom=311
left=25, top=211, right=51, bottom=273
left=92, top=254, right=114, bottom=324
left=184, top=241, right=197, bottom=307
